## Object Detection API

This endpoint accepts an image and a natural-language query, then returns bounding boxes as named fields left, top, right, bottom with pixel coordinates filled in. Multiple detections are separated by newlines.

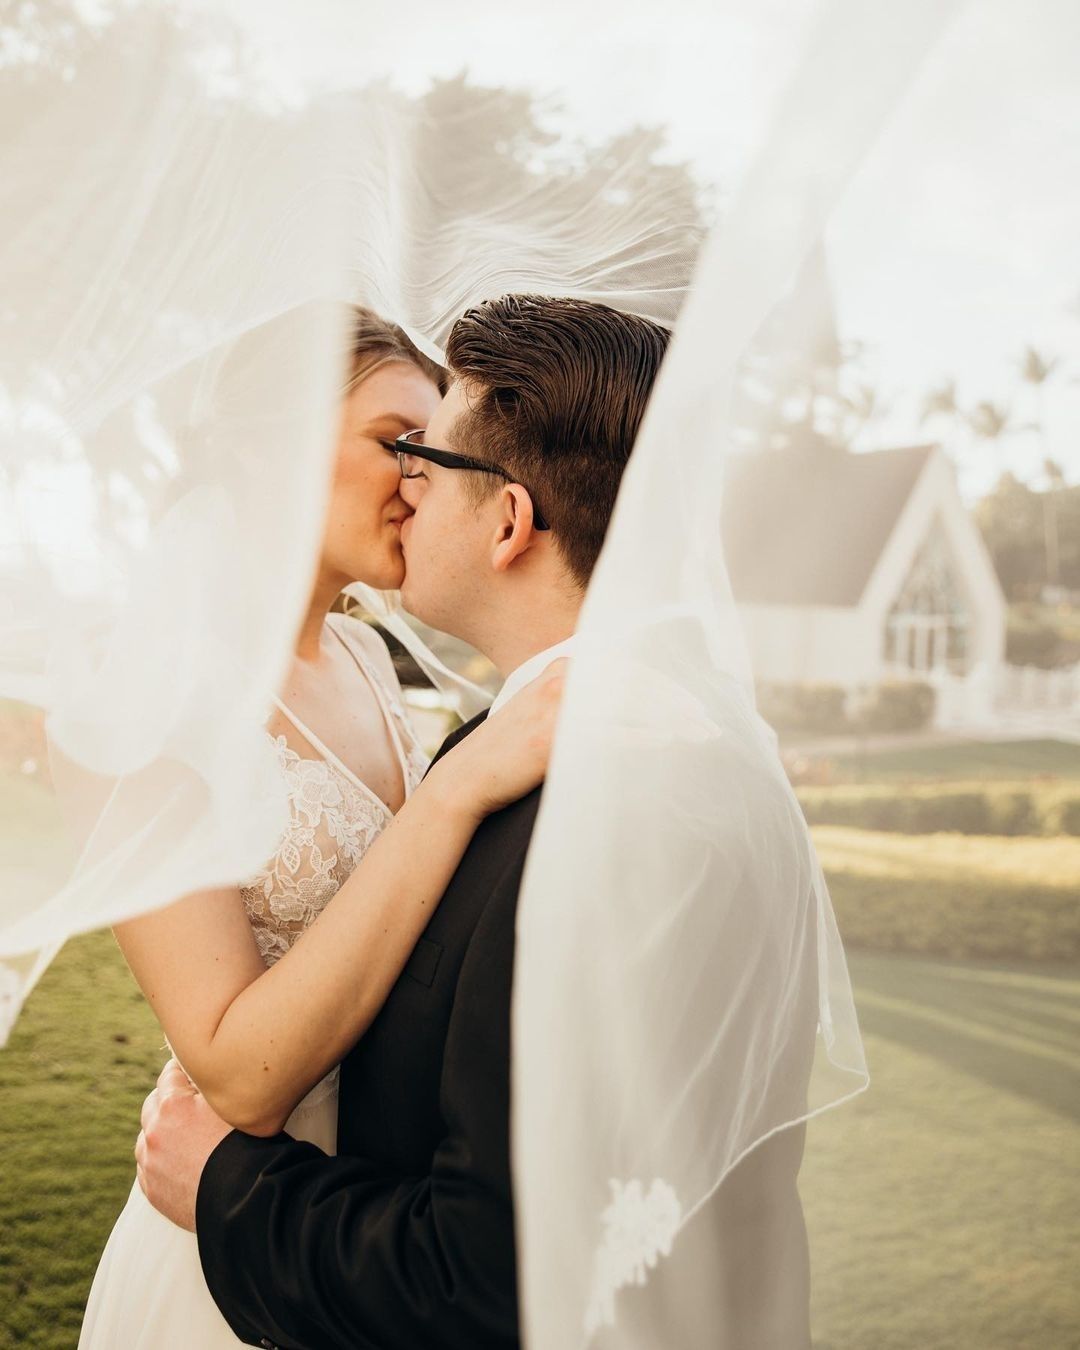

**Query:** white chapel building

left=721, top=441, right=1007, bottom=690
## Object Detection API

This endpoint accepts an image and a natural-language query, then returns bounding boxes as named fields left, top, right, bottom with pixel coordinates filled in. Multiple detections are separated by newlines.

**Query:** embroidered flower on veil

left=585, top=1177, right=683, bottom=1334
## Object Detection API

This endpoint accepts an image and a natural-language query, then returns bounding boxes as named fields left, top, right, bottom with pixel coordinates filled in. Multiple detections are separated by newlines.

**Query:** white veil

left=1, top=0, right=964, bottom=1342
left=511, top=5, right=962, bottom=1341
left=0, top=0, right=702, bottom=1030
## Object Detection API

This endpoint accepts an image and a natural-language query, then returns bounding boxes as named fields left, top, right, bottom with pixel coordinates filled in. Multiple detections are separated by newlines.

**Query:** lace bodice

left=239, top=619, right=428, bottom=968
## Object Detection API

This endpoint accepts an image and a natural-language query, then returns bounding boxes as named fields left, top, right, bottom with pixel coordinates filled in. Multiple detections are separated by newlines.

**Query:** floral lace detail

left=585, top=1178, right=682, bottom=1334
left=238, top=639, right=427, bottom=969
left=239, top=736, right=396, bottom=966
left=234, top=627, right=428, bottom=1118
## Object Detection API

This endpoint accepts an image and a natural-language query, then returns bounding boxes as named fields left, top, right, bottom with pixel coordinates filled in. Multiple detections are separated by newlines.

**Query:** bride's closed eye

left=375, top=437, right=428, bottom=481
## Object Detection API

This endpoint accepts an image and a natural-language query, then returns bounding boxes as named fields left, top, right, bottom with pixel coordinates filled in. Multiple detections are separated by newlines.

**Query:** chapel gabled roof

left=721, top=443, right=936, bottom=607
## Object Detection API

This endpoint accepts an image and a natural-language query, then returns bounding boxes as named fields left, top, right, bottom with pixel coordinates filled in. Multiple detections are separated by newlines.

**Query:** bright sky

left=831, top=0, right=1080, bottom=498
left=213, top=0, right=1080, bottom=501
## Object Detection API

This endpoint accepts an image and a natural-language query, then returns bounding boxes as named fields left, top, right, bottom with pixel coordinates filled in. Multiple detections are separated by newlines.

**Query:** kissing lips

left=387, top=512, right=412, bottom=557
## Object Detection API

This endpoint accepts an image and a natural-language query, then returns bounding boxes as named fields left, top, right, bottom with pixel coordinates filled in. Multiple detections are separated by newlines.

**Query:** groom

left=137, top=294, right=671, bottom=1349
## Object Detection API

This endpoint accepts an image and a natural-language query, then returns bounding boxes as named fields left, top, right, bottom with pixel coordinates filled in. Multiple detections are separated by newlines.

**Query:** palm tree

left=1019, top=347, right=1062, bottom=586
left=838, top=380, right=885, bottom=448
left=968, top=400, right=1010, bottom=437
left=920, top=377, right=959, bottom=429
left=967, top=400, right=1012, bottom=480
left=1019, top=345, right=1060, bottom=400
left=1041, top=457, right=1066, bottom=588
left=1018, top=346, right=1060, bottom=446
left=919, top=378, right=964, bottom=458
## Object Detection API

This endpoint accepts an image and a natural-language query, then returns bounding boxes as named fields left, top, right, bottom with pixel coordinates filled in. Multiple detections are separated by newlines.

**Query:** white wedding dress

left=78, top=614, right=428, bottom=1348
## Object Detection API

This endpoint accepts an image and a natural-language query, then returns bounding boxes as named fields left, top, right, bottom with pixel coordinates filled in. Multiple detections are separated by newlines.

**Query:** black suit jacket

left=196, top=712, right=539, bottom=1350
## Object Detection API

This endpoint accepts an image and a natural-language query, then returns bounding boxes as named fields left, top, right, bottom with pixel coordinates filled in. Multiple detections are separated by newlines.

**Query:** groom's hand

left=135, top=1058, right=232, bottom=1232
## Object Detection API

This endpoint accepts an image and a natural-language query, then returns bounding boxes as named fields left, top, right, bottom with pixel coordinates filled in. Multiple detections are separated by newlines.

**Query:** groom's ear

left=490, top=483, right=542, bottom=573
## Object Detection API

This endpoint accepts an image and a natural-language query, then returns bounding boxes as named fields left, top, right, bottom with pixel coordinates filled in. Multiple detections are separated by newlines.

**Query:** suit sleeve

left=195, top=854, right=521, bottom=1350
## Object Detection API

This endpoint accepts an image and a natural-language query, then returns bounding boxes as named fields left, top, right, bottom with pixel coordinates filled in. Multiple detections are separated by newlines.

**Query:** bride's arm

left=113, top=663, right=563, bottom=1137
left=114, top=767, right=475, bottom=1136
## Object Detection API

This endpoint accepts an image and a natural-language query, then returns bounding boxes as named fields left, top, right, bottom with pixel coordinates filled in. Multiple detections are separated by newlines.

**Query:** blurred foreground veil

left=0, top=0, right=963, bottom=1344
left=512, top=4, right=964, bottom=1343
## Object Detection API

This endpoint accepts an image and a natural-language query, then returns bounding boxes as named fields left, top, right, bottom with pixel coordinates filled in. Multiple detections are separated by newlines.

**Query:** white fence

left=929, top=661, right=1080, bottom=735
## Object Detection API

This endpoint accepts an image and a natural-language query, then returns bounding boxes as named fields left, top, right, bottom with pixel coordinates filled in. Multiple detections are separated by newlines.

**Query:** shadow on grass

left=848, top=951, right=1080, bottom=1122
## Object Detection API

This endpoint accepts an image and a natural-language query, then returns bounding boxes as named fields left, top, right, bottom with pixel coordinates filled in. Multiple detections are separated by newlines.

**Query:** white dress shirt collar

left=488, top=636, right=577, bottom=716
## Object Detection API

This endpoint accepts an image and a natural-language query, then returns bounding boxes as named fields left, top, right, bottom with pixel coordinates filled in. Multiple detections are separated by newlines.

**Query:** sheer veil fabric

left=511, top=6, right=964, bottom=1340
left=1, top=0, right=963, bottom=1343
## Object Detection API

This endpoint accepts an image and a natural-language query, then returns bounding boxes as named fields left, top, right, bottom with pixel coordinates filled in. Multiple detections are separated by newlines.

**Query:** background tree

left=1018, top=347, right=1064, bottom=584
left=919, top=377, right=964, bottom=452
left=967, top=399, right=1012, bottom=472
left=1019, top=345, right=1060, bottom=438
left=1040, top=457, right=1067, bottom=588
left=732, top=239, right=879, bottom=452
left=975, top=470, right=1080, bottom=599
left=837, top=378, right=888, bottom=448
left=975, top=469, right=1080, bottom=669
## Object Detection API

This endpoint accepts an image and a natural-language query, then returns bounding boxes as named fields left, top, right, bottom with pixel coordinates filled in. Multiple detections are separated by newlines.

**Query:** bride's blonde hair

left=346, top=307, right=447, bottom=394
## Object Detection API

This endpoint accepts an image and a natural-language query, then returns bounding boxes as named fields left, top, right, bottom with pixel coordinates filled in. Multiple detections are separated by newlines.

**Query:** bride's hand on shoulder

left=430, top=659, right=567, bottom=821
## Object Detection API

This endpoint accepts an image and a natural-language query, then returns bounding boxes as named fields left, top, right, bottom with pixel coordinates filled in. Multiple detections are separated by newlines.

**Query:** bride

left=77, top=307, right=560, bottom=1347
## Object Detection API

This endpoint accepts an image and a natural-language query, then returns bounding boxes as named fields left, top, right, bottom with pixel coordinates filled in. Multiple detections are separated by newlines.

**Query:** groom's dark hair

left=444, top=294, right=670, bottom=587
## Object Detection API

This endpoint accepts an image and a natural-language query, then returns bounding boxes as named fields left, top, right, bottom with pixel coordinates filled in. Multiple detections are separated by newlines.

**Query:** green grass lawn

left=1, top=936, right=1077, bottom=1349
left=804, top=951, right=1080, bottom=1350
left=830, top=738, right=1080, bottom=784
left=0, top=932, right=165, bottom=1349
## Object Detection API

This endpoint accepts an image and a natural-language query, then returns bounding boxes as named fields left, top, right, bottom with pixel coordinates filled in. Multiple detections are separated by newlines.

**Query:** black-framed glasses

left=386, top=429, right=551, bottom=531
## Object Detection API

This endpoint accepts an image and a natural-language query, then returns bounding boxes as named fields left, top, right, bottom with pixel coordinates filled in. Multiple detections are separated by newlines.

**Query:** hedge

left=756, top=683, right=849, bottom=737
left=814, top=827, right=1080, bottom=961
left=757, top=680, right=936, bottom=738
left=853, top=680, right=937, bottom=734
left=798, top=781, right=1080, bottom=837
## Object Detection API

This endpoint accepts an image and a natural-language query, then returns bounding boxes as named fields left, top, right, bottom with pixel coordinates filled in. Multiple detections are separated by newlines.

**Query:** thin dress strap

left=268, top=702, right=372, bottom=793
left=271, top=621, right=413, bottom=808
left=326, top=620, right=414, bottom=793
